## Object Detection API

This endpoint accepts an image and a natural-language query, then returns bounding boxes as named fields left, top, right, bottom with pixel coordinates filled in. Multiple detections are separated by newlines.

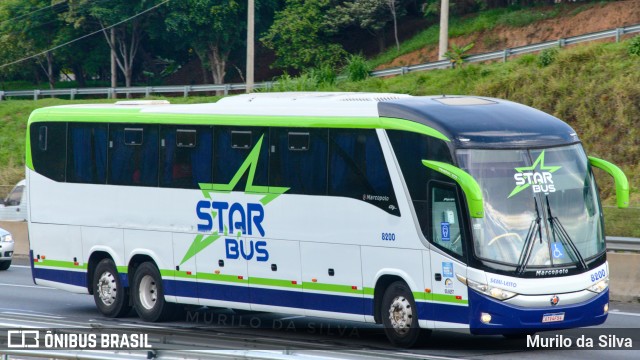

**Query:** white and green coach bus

left=26, top=93, right=628, bottom=347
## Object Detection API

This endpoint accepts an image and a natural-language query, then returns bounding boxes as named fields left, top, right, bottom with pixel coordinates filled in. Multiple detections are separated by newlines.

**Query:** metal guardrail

left=0, top=23, right=638, bottom=101
left=606, top=236, right=640, bottom=252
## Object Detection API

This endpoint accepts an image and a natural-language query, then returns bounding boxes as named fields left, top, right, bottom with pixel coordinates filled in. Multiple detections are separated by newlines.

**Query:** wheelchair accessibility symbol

left=552, top=243, right=565, bottom=259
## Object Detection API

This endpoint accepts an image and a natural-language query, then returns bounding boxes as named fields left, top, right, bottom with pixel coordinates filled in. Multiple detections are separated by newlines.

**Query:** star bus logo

left=179, top=135, right=289, bottom=265
left=508, top=151, right=561, bottom=198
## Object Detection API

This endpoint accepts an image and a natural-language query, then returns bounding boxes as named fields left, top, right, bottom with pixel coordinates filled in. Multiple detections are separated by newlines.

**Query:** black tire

left=0, top=260, right=11, bottom=270
left=381, top=281, right=431, bottom=348
left=93, top=258, right=131, bottom=318
left=132, top=262, right=175, bottom=322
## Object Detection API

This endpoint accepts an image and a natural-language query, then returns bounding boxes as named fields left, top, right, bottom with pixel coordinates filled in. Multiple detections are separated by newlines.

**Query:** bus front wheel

left=132, top=262, right=175, bottom=322
left=93, top=258, right=131, bottom=318
left=381, top=281, right=430, bottom=348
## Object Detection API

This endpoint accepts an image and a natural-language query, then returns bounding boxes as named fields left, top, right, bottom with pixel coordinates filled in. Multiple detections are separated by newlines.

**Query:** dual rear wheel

left=92, top=259, right=175, bottom=322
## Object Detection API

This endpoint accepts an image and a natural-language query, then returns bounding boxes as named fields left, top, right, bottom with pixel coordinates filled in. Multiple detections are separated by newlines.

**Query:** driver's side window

left=429, top=183, right=464, bottom=257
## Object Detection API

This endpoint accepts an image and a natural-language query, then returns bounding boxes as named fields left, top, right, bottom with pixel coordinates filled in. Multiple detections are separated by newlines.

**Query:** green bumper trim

left=422, top=160, right=484, bottom=218
left=589, top=156, right=630, bottom=208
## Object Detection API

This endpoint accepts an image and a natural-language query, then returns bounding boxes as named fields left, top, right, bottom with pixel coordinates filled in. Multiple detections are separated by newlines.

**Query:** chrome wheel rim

left=388, top=295, right=413, bottom=334
left=97, top=271, right=117, bottom=306
left=138, top=274, right=158, bottom=310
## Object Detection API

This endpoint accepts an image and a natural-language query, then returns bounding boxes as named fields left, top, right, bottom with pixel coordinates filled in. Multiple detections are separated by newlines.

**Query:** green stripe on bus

left=363, top=287, right=374, bottom=296
left=197, top=273, right=248, bottom=284
left=303, top=282, right=362, bottom=294
left=431, top=293, right=468, bottom=305
left=116, top=266, right=127, bottom=273
left=250, top=277, right=302, bottom=289
left=34, top=259, right=87, bottom=270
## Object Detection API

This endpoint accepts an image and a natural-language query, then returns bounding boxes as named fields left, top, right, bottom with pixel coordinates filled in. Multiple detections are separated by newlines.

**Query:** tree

left=0, top=0, right=68, bottom=89
left=165, top=0, right=279, bottom=87
left=328, top=0, right=407, bottom=53
left=65, top=0, right=164, bottom=88
left=262, top=0, right=347, bottom=71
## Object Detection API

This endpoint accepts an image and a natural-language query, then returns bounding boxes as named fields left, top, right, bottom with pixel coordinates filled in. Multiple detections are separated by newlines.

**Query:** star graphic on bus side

left=179, top=135, right=289, bottom=265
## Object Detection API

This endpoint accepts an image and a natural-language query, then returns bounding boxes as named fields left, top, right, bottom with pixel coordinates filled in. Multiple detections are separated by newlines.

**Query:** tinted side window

left=214, top=127, right=268, bottom=191
left=108, top=125, right=159, bottom=187
left=329, top=129, right=399, bottom=216
left=30, top=122, right=67, bottom=182
left=269, top=128, right=328, bottom=195
left=67, top=123, right=108, bottom=184
left=160, top=126, right=213, bottom=189
left=387, top=130, right=453, bottom=202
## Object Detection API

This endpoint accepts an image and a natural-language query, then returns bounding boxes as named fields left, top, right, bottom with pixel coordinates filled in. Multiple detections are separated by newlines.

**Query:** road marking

left=280, top=315, right=305, bottom=320
left=10, top=265, right=31, bottom=269
left=0, top=282, right=54, bottom=290
left=2, top=311, right=65, bottom=319
left=609, top=310, right=640, bottom=317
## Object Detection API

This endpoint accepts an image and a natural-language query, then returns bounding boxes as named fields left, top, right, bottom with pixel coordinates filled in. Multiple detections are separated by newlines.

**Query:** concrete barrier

left=2, top=221, right=638, bottom=302
left=607, top=252, right=640, bottom=302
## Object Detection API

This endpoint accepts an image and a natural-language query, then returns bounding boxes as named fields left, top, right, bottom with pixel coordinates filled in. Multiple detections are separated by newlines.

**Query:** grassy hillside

left=368, top=2, right=596, bottom=69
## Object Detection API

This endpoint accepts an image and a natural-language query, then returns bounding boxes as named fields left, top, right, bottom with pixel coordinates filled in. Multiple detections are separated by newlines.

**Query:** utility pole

left=246, top=0, right=255, bottom=93
left=438, top=0, right=449, bottom=60
left=110, top=28, right=117, bottom=98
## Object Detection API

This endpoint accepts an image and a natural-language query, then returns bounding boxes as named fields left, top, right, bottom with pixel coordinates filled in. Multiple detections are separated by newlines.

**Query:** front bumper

left=0, top=241, right=14, bottom=260
left=469, top=288, right=609, bottom=335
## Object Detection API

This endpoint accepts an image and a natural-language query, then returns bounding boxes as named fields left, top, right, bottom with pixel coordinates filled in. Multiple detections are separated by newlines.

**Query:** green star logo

left=179, top=135, right=289, bottom=265
left=508, top=151, right=561, bottom=198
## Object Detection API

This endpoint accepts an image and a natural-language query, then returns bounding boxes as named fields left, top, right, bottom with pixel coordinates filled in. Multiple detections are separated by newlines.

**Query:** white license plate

left=542, top=312, right=565, bottom=323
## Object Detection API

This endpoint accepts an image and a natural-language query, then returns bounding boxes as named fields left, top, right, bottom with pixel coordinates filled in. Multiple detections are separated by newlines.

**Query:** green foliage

left=444, top=42, right=475, bottom=66
left=628, top=36, right=640, bottom=57
left=537, top=48, right=559, bottom=67
left=261, top=0, right=347, bottom=71
left=309, top=64, right=337, bottom=87
left=345, top=54, right=371, bottom=82
left=272, top=73, right=320, bottom=92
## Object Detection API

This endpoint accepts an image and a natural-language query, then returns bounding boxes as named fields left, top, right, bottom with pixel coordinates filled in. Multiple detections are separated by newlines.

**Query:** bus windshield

left=457, top=144, right=604, bottom=269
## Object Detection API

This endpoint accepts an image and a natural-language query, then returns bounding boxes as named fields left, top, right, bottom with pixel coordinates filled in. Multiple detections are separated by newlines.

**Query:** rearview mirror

left=422, top=160, right=484, bottom=218
left=588, top=156, right=629, bottom=209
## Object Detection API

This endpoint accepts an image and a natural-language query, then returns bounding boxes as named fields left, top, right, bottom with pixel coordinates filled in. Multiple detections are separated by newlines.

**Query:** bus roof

left=29, top=92, right=578, bottom=148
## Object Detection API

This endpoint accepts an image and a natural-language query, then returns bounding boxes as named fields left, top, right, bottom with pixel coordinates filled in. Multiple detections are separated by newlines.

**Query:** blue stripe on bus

left=33, top=269, right=469, bottom=323
left=33, top=267, right=87, bottom=288
left=418, top=302, right=469, bottom=324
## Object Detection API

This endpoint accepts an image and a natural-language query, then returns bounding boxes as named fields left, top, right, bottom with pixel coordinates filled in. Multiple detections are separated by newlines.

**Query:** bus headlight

left=466, top=278, right=517, bottom=300
left=587, top=278, right=609, bottom=293
left=0, top=234, right=12, bottom=243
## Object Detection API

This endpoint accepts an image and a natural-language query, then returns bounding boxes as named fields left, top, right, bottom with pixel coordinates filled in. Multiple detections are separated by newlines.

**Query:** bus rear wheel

left=93, top=258, right=131, bottom=317
left=381, top=281, right=430, bottom=348
left=132, top=262, right=175, bottom=322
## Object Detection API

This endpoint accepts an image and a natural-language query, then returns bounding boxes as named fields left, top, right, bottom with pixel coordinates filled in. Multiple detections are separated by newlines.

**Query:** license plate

left=542, top=312, right=565, bottom=323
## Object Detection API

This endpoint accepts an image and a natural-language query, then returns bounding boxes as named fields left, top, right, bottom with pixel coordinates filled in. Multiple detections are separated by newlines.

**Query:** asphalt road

left=1, top=258, right=639, bottom=359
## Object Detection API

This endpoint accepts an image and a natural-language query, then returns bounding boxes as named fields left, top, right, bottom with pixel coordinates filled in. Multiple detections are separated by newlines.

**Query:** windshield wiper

left=545, top=195, right=588, bottom=269
left=516, top=198, right=543, bottom=275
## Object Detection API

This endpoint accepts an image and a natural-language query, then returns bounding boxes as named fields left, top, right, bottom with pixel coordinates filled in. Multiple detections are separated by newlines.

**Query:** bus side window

left=213, top=126, right=268, bottom=191
left=429, top=183, right=464, bottom=257
left=269, top=128, right=328, bottom=195
left=160, top=126, right=213, bottom=189
left=328, top=129, right=399, bottom=216
left=67, top=123, right=108, bottom=184
left=108, top=125, right=159, bottom=187
left=30, top=122, right=67, bottom=182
